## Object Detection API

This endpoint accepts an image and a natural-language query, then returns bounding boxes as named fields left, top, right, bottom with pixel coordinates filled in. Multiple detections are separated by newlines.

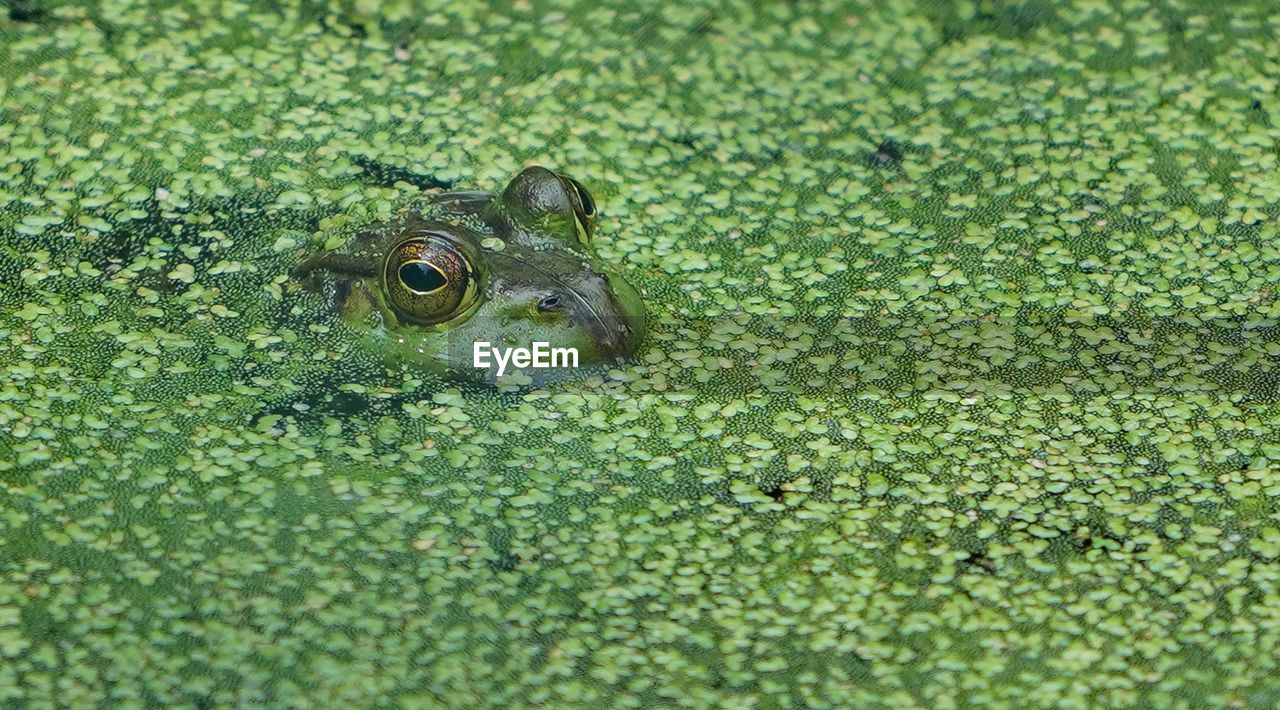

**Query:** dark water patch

left=1159, top=9, right=1215, bottom=73
left=348, top=154, right=453, bottom=191
left=868, top=139, right=903, bottom=167
left=925, top=0, right=1057, bottom=45
left=761, top=483, right=785, bottom=503
left=7, top=0, right=50, bottom=23
left=66, top=191, right=330, bottom=274
left=325, top=389, right=371, bottom=415
left=959, top=551, right=996, bottom=575
left=667, top=134, right=701, bottom=151
left=316, top=14, right=367, bottom=38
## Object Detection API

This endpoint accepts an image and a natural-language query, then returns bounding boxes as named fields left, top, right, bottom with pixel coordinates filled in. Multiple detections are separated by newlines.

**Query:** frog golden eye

left=557, top=173, right=597, bottom=244
left=563, top=176, right=595, bottom=219
left=383, top=235, right=478, bottom=325
left=399, top=261, right=447, bottom=294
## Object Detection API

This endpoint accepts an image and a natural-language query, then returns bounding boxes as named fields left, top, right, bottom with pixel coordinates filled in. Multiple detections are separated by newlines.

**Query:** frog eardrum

left=383, top=232, right=479, bottom=325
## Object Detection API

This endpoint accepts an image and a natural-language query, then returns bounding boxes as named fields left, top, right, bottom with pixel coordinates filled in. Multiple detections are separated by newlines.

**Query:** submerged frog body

left=294, top=166, right=645, bottom=382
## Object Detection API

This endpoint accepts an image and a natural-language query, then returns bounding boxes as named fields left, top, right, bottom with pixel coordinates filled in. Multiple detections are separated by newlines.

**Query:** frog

left=292, top=166, right=645, bottom=383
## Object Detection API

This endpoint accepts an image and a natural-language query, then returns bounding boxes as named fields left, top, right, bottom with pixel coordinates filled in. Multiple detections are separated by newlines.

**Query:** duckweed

left=3, top=0, right=1280, bottom=706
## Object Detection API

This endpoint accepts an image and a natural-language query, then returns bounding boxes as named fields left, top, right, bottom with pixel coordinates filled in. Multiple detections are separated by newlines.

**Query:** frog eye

left=562, top=176, right=595, bottom=220
left=557, top=173, right=597, bottom=244
left=383, top=235, right=479, bottom=325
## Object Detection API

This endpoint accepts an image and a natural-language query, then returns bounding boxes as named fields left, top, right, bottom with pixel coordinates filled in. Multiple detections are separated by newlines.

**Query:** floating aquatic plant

left=2, top=0, right=1280, bottom=706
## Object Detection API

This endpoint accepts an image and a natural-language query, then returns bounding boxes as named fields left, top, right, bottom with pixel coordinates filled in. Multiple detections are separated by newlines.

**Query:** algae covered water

left=3, top=0, right=1280, bottom=705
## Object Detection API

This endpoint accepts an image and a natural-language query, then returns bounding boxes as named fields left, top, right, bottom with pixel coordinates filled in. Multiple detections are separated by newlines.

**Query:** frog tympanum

left=293, top=166, right=645, bottom=382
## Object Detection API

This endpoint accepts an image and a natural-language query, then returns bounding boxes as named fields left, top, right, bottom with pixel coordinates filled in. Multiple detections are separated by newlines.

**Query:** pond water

left=2, top=1, right=1279, bottom=706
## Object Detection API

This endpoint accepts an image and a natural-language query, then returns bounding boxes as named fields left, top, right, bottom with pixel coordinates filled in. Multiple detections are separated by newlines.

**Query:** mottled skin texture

left=293, top=167, right=645, bottom=381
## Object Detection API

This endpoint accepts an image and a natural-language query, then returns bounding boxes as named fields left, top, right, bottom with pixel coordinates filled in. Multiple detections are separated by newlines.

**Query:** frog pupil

left=568, top=177, right=595, bottom=216
left=400, top=261, right=447, bottom=294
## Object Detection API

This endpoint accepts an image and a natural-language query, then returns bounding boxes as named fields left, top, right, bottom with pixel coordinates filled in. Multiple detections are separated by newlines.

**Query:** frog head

left=294, top=167, right=645, bottom=382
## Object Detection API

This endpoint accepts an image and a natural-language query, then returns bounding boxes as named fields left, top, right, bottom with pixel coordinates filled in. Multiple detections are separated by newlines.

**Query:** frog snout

left=600, top=272, right=645, bottom=359
left=490, top=249, right=645, bottom=364
left=551, top=270, right=644, bottom=362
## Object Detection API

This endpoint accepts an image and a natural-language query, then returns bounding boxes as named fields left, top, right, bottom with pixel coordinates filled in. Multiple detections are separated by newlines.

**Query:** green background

left=3, top=0, right=1280, bottom=706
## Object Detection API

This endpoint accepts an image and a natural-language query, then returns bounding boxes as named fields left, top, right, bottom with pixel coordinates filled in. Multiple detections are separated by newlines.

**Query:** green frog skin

left=293, top=166, right=646, bottom=381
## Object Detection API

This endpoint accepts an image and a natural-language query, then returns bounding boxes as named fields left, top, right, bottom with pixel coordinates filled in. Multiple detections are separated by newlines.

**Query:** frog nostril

left=536, top=295, right=563, bottom=312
